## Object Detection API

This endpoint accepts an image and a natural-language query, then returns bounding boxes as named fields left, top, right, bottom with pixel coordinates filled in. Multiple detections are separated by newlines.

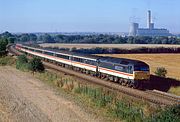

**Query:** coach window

left=36, top=50, right=42, bottom=53
left=57, top=54, right=63, bottom=58
left=63, top=55, right=69, bottom=60
left=49, top=52, right=54, bottom=56
left=85, top=60, right=91, bottom=64
left=69, top=56, right=72, bottom=60
left=74, top=57, right=81, bottom=62
left=29, top=48, right=34, bottom=52
left=80, top=58, right=84, bottom=63
left=89, top=60, right=96, bottom=65
left=44, top=51, right=53, bottom=56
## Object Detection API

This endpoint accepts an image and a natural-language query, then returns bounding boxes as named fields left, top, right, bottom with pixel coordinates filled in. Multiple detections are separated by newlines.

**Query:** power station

left=129, top=10, right=171, bottom=36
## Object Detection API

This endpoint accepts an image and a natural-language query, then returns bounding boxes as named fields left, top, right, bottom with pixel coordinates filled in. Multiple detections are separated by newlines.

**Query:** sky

left=0, top=0, right=180, bottom=33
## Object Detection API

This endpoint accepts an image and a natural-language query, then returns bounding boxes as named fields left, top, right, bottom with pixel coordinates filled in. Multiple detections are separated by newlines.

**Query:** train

left=15, top=44, right=150, bottom=88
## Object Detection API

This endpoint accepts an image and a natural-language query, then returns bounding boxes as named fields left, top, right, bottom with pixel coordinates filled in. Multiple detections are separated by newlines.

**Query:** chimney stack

left=147, top=10, right=151, bottom=29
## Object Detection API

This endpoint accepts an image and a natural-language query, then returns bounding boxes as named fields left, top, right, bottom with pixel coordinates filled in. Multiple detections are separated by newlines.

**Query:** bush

left=17, top=55, right=28, bottom=64
left=16, top=55, right=29, bottom=70
left=28, top=57, right=44, bottom=72
left=146, top=105, right=180, bottom=122
left=0, top=38, right=8, bottom=56
left=154, top=67, right=167, bottom=77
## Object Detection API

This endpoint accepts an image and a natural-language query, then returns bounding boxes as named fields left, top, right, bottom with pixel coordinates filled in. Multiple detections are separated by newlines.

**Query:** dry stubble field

left=98, top=54, right=180, bottom=80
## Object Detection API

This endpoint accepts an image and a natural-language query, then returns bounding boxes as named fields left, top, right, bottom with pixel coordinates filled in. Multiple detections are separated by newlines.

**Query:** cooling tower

left=129, top=23, right=139, bottom=36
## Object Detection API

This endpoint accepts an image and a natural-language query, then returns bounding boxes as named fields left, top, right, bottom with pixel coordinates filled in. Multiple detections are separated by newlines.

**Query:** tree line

left=1, top=31, right=180, bottom=44
left=45, top=46, right=180, bottom=54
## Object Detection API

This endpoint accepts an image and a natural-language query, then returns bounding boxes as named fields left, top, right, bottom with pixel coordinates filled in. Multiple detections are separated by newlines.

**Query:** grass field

left=98, top=54, right=180, bottom=80
left=40, top=43, right=180, bottom=49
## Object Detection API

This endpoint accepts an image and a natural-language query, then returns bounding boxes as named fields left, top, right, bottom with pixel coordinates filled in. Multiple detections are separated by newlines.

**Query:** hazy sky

left=0, top=0, right=180, bottom=33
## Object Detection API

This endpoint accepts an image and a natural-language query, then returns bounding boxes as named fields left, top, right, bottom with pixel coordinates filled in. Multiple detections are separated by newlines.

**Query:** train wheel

left=109, top=76, right=114, bottom=82
left=121, top=80, right=126, bottom=86
left=97, top=73, right=101, bottom=78
left=101, top=74, right=105, bottom=79
left=119, top=79, right=123, bottom=85
left=127, top=81, right=132, bottom=87
left=114, top=77, right=119, bottom=83
left=86, top=70, right=90, bottom=75
left=132, top=81, right=139, bottom=89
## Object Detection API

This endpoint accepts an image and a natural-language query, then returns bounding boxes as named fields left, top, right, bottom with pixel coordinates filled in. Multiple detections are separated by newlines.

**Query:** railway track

left=7, top=45, right=180, bottom=106
left=145, top=90, right=180, bottom=105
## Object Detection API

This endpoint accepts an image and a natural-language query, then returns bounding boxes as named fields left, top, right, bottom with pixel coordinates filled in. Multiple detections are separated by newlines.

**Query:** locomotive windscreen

left=134, top=65, right=149, bottom=71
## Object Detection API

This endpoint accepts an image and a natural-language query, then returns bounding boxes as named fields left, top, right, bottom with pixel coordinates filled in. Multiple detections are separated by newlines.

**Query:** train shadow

left=144, top=75, right=180, bottom=92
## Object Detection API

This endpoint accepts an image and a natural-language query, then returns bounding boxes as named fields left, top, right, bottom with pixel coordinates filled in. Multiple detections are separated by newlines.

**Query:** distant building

left=129, top=10, right=171, bottom=37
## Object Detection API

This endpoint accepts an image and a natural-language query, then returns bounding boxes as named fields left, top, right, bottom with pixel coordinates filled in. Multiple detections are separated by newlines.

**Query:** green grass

left=74, top=86, right=113, bottom=108
left=36, top=71, right=58, bottom=84
left=74, top=85, right=147, bottom=122
left=145, top=105, right=180, bottom=122
left=168, top=86, right=180, bottom=96
left=0, top=56, right=16, bottom=66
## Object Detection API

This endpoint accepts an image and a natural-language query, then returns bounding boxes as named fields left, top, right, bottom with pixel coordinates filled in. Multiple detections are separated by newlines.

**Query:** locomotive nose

left=134, top=71, right=150, bottom=80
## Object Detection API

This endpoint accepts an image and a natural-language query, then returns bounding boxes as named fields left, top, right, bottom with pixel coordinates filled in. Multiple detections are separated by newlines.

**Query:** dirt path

left=0, top=66, right=102, bottom=122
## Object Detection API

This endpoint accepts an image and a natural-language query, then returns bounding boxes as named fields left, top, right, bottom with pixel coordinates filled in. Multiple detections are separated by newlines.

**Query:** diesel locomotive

left=15, top=44, right=150, bottom=88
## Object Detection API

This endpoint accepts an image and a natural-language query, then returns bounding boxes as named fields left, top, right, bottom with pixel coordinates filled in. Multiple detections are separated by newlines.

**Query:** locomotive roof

left=98, top=56, right=148, bottom=66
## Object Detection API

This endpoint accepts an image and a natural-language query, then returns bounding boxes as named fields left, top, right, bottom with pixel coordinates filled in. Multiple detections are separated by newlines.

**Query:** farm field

left=98, top=54, right=180, bottom=80
left=40, top=43, right=180, bottom=49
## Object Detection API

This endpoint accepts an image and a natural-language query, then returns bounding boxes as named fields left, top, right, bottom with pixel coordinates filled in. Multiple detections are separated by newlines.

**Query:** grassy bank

left=0, top=56, right=16, bottom=66
left=33, top=70, right=179, bottom=122
left=1, top=56, right=179, bottom=122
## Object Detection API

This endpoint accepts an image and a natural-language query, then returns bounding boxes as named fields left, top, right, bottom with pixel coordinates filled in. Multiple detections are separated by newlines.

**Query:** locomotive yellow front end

left=134, top=71, right=150, bottom=81
left=133, top=63, right=150, bottom=85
